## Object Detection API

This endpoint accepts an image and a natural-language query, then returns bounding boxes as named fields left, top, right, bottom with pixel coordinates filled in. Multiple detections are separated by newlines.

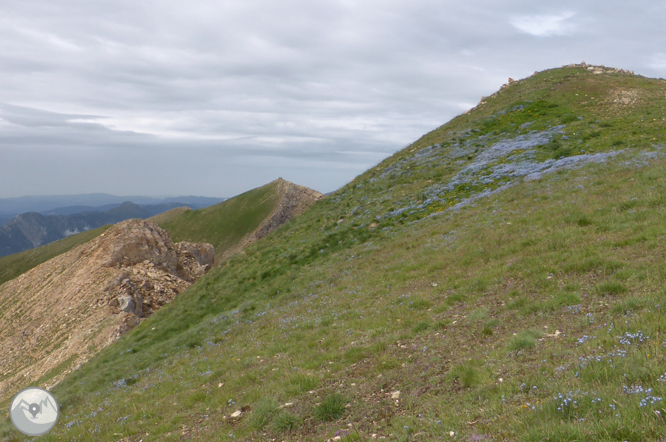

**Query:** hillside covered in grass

left=4, top=64, right=666, bottom=441
left=154, top=181, right=280, bottom=253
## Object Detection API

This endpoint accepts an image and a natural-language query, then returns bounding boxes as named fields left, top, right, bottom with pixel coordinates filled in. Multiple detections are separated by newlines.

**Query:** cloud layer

left=0, top=0, right=665, bottom=197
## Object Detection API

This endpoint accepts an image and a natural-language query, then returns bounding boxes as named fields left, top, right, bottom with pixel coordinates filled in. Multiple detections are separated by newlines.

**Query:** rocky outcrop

left=565, top=62, right=635, bottom=75
left=0, top=219, right=213, bottom=400
left=99, top=219, right=181, bottom=271
left=219, top=178, right=324, bottom=260
left=175, top=241, right=215, bottom=282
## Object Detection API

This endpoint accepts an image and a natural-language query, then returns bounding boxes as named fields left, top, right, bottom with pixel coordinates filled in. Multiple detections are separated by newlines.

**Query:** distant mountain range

left=0, top=193, right=225, bottom=219
left=0, top=198, right=224, bottom=257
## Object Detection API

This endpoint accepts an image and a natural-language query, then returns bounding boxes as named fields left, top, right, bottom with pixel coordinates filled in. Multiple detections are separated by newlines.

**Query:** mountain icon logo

left=9, top=387, right=60, bottom=436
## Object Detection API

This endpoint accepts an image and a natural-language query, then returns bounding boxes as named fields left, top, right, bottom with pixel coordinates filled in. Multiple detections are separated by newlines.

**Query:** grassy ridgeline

left=155, top=181, right=281, bottom=257
left=5, top=66, right=666, bottom=441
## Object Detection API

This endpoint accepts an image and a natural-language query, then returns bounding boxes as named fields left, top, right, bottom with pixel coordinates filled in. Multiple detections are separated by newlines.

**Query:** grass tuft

left=508, top=329, right=543, bottom=351
left=250, top=397, right=280, bottom=430
left=315, top=393, right=347, bottom=422
left=448, top=363, right=481, bottom=388
left=272, top=411, right=299, bottom=431
left=596, top=281, right=628, bottom=295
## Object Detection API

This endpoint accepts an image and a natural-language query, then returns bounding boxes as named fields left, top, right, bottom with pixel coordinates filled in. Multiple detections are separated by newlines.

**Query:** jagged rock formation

left=0, top=219, right=213, bottom=400
left=219, top=178, right=324, bottom=260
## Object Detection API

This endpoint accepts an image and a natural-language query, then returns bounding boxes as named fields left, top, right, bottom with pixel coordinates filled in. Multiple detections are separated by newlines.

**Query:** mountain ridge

left=0, top=179, right=323, bottom=407
left=0, top=179, right=323, bottom=289
left=0, top=201, right=203, bottom=257
left=0, top=193, right=225, bottom=216
left=154, top=178, right=324, bottom=261
left=216, top=178, right=325, bottom=261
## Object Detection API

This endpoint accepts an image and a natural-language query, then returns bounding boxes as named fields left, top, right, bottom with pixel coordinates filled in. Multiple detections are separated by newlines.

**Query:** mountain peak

left=116, top=201, right=140, bottom=208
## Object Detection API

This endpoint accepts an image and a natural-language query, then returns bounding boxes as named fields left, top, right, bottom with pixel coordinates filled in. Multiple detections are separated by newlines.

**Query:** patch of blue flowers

left=576, top=335, right=595, bottom=345
left=555, top=391, right=581, bottom=413
left=618, top=331, right=648, bottom=345
left=623, top=385, right=663, bottom=407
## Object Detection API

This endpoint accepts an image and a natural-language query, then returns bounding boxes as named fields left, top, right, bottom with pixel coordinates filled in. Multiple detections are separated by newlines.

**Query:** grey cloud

left=0, top=0, right=665, bottom=197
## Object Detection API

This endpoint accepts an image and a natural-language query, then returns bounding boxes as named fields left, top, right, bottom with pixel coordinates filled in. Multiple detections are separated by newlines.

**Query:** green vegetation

left=249, top=397, right=280, bottom=429
left=0, top=225, right=110, bottom=286
left=156, top=181, right=281, bottom=256
left=315, top=393, right=348, bottom=421
left=448, top=362, right=482, bottom=388
left=508, top=329, right=544, bottom=351
left=2, top=66, right=666, bottom=440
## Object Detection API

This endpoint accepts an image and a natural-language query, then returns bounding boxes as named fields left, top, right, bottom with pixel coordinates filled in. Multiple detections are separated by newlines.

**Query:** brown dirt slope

left=0, top=219, right=213, bottom=401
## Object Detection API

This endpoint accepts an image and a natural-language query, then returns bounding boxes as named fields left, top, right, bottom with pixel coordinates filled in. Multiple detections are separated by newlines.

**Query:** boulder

left=118, top=295, right=135, bottom=313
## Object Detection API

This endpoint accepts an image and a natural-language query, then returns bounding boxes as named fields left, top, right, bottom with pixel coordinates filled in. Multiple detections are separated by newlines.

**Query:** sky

left=1, top=0, right=665, bottom=198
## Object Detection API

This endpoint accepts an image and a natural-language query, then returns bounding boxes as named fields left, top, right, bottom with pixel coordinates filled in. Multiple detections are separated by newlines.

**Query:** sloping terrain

left=155, top=178, right=324, bottom=261
left=0, top=201, right=189, bottom=257
left=147, top=206, right=192, bottom=225
left=3, top=64, right=666, bottom=441
left=0, top=224, right=111, bottom=287
left=0, top=219, right=214, bottom=405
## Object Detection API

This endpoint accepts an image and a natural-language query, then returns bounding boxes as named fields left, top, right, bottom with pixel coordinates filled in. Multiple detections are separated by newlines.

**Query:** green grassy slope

left=146, top=206, right=191, bottom=225
left=5, top=66, right=666, bottom=441
left=155, top=181, right=281, bottom=256
left=0, top=224, right=111, bottom=286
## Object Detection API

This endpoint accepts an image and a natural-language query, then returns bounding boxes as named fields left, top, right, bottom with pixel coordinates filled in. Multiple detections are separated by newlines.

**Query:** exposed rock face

left=100, top=219, right=179, bottom=270
left=175, top=242, right=215, bottom=282
left=0, top=219, right=213, bottom=400
left=253, top=179, right=324, bottom=240
left=220, top=178, right=324, bottom=260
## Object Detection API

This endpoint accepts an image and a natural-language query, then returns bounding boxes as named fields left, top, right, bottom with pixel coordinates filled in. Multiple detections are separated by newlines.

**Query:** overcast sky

left=1, top=0, right=665, bottom=198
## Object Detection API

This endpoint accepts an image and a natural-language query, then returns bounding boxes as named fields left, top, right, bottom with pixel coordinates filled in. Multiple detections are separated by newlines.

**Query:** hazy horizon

left=0, top=192, right=227, bottom=200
